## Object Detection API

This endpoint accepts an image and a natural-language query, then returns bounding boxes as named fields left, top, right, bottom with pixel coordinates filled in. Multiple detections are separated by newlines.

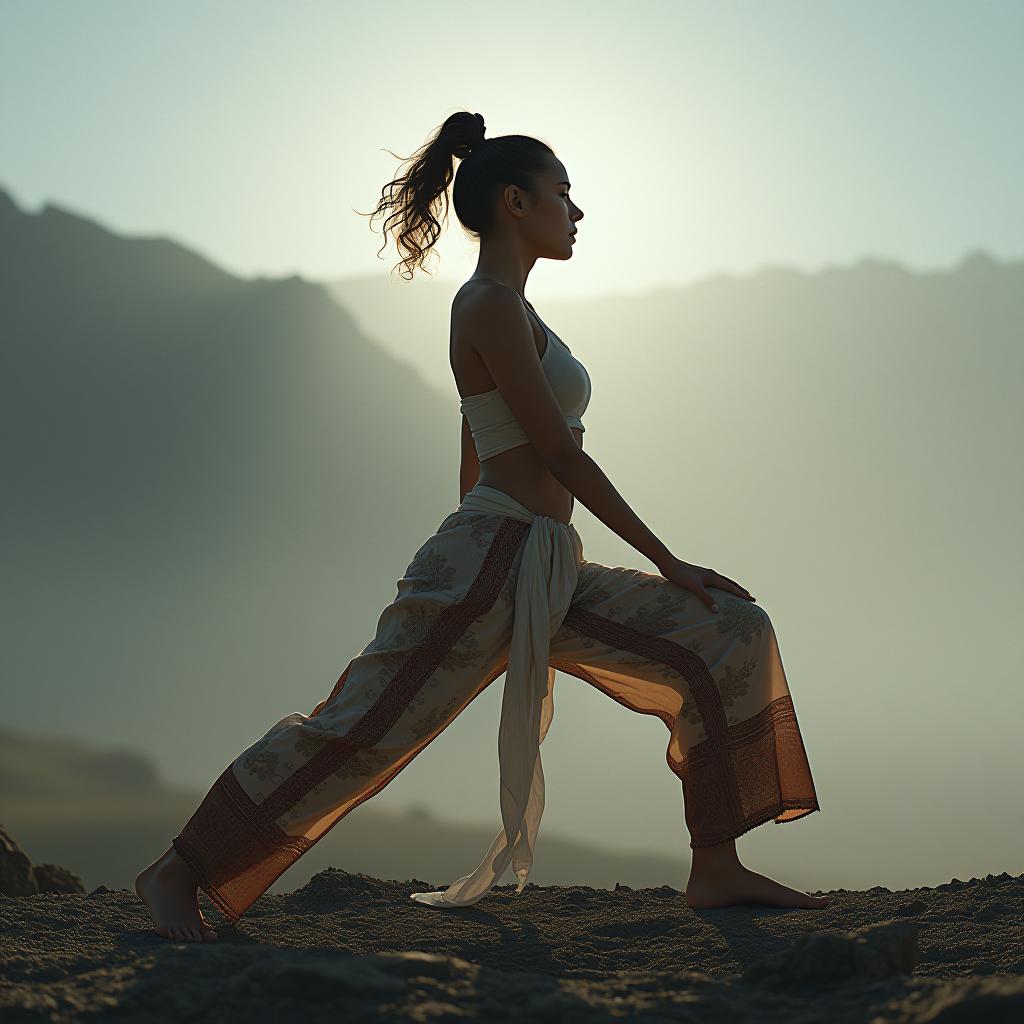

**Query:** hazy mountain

left=0, top=185, right=456, bottom=554
left=0, top=185, right=476, bottom=840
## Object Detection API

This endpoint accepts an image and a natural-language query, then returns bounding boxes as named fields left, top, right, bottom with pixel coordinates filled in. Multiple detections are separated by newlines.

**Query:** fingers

left=699, top=582, right=754, bottom=613
left=675, top=564, right=753, bottom=612
left=710, top=572, right=756, bottom=602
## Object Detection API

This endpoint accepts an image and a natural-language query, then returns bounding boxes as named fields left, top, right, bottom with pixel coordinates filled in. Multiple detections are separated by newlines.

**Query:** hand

left=656, top=556, right=756, bottom=613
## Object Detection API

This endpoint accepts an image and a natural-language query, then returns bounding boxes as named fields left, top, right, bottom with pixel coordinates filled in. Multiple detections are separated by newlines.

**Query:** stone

left=743, top=918, right=919, bottom=985
left=33, top=863, right=86, bottom=894
left=0, top=823, right=38, bottom=897
left=256, top=955, right=405, bottom=998
left=895, top=898, right=927, bottom=916
left=370, top=950, right=474, bottom=981
left=912, top=975, right=1024, bottom=1022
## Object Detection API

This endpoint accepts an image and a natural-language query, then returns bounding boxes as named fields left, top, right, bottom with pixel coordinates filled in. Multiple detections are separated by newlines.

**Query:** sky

left=2, top=0, right=1022, bottom=300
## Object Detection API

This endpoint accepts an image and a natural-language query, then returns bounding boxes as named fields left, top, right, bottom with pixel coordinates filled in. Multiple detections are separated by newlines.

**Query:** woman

left=135, top=111, right=824, bottom=942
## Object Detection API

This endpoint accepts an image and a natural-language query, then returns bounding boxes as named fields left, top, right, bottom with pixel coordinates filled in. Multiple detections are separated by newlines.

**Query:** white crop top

left=459, top=292, right=592, bottom=461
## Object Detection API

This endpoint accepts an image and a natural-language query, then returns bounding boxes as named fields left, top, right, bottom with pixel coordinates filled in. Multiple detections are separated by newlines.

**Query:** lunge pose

left=136, top=111, right=824, bottom=942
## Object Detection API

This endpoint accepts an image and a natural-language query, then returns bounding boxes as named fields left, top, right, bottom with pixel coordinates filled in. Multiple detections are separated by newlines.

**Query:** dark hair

left=359, top=110, right=555, bottom=281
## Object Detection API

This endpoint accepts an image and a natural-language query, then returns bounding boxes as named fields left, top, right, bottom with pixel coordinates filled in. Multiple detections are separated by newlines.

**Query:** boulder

left=743, top=918, right=919, bottom=985
left=34, top=863, right=86, bottom=894
left=0, top=823, right=38, bottom=896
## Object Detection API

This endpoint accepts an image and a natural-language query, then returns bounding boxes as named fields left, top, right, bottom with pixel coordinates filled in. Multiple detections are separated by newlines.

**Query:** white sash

left=410, top=484, right=581, bottom=907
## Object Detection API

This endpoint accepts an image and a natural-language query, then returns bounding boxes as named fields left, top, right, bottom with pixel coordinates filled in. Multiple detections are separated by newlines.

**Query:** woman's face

left=532, top=162, right=584, bottom=260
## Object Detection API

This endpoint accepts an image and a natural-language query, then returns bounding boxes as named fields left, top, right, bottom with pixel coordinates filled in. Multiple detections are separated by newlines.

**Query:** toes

left=158, top=920, right=218, bottom=941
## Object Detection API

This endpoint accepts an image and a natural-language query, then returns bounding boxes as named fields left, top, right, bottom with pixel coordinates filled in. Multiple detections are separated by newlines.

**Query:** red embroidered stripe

left=561, top=604, right=744, bottom=821
left=260, top=517, right=529, bottom=822
left=557, top=606, right=818, bottom=847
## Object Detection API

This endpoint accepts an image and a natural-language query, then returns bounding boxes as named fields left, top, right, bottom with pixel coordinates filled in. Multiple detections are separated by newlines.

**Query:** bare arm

left=467, top=282, right=676, bottom=572
left=459, top=412, right=480, bottom=503
left=549, top=448, right=674, bottom=571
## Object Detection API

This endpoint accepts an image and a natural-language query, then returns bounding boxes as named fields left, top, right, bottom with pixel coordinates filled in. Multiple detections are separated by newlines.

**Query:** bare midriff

left=452, top=278, right=583, bottom=527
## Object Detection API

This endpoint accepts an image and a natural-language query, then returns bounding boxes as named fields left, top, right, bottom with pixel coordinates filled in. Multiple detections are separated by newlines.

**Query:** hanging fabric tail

left=409, top=484, right=580, bottom=908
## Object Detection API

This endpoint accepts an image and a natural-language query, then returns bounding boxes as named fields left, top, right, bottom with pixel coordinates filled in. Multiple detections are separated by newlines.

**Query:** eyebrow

left=557, top=180, right=571, bottom=188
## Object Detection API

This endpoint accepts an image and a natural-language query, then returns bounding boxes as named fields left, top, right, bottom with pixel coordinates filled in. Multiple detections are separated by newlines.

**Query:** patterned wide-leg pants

left=172, top=504, right=820, bottom=922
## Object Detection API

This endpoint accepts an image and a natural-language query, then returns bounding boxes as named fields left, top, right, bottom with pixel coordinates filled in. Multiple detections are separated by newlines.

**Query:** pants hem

left=688, top=801, right=821, bottom=849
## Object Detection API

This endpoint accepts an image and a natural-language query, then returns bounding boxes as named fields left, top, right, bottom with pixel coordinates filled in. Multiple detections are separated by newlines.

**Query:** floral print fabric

left=172, top=496, right=819, bottom=923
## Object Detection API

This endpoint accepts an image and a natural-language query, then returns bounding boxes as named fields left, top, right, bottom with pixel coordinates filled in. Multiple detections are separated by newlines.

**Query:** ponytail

left=359, top=110, right=554, bottom=281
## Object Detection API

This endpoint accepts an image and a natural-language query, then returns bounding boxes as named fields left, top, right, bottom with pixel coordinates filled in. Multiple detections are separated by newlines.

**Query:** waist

left=457, top=482, right=578, bottom=531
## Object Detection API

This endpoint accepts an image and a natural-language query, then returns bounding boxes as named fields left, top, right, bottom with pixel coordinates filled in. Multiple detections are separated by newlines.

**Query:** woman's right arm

left=466, top=281, right=675, bottom=572
left=549, top=447, right=675, bottom=572
left=468, top=283, right=754, bottom=609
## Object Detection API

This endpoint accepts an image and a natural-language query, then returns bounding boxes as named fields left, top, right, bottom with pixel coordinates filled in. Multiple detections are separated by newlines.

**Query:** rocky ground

left=3, top=849, right=1024, bottom=1023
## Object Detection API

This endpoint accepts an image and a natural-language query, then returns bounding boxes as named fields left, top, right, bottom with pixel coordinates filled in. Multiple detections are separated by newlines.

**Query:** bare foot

left=134, top=847, right=219, bottom=942
left=685, top=864, right=829, bottom=910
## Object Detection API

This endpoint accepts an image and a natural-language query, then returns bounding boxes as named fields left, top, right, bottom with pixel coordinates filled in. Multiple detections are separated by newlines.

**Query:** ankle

left=689, top=844, right=743, bottom=877
left=157, top=848, right=197, bottom=883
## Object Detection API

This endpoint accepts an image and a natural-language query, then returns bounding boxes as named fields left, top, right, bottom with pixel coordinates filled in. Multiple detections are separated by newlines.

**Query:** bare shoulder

left=450, top=278, right=536, bottom=392
left=451, top=278, right=527, bottom=345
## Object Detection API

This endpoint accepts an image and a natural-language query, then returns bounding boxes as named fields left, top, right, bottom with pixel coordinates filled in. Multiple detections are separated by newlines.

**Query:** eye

left=560, top=192, right=570, bottom=200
